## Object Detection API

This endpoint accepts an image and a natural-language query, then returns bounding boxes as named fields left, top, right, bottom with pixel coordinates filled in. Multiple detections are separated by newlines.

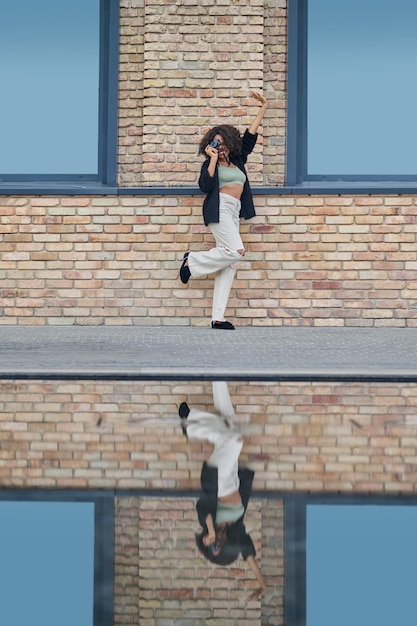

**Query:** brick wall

left=1, top=194, right=417, bottom=326
left=118, top=0, right=286, bottom=186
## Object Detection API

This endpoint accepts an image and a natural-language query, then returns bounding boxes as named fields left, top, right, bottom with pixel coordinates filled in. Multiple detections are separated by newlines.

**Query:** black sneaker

left=180, top=253, right=191, bottom=284
left=211, top=321, right=235, bottom=330
left=179, top=402, right=190, bottom=418
left=178, top=402, right=190, bottom=438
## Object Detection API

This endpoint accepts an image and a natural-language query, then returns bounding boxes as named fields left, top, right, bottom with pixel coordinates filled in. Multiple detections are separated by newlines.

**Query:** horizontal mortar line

left=1, top=367, right=417, bottom=382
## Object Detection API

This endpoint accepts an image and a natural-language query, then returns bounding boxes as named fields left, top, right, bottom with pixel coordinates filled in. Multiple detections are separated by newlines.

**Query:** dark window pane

left=0, top=0, right=99, bottom=175
left=307, top=0, right=417, bottom=175
left=0, top=501, right=94, bottom=626
left=307, top=504, right=417, bottom=626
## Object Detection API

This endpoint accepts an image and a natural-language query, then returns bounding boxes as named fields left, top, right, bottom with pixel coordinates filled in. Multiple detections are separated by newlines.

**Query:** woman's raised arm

left=246, top=554, right=266, bottom=601
left=247, top=90, right=267, bottom=135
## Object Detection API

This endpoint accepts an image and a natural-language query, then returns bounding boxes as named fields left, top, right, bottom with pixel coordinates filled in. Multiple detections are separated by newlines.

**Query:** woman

left=180, top=91, right=267, bottom=330
left=179, top=381, right=266, bottom=601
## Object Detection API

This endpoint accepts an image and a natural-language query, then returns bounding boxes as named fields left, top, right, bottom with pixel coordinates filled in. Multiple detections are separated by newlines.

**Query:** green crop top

left=218, top=164, right=246, bottom=188
left=216, top=500, right=245, bottom=524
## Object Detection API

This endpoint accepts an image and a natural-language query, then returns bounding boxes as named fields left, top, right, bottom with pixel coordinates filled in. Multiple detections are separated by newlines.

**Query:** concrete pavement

left=1, top=325, right=417, bottom=382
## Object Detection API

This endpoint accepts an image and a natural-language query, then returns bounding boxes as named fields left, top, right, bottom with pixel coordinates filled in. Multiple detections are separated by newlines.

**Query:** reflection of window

left=308, top=504, right=417, bottom=626
left=285, top=497, right=417, bottom=626
left=287, top=0, right=417, bottom=184
left=0, top=0, right=118, bottom=184
left=0, top=494, right=114, bottom=626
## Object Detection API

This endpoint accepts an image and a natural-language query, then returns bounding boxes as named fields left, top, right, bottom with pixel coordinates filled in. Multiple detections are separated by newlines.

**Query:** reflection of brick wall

left=114, top=497, right=140, bottom=624
left=114, top=496, right=281, bottom=626
left=2, top=380, right=417, bottom=491
left=2, top=380, right=415, bottom=623
left=261, top=499, right=284, bottom=624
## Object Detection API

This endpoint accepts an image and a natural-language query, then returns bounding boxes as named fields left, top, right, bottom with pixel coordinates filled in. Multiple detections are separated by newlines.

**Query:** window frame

left=286, top=0, right=417, bottom=191
left=0, top=489, right=114, bottom=626
left=284, top=493, right=417, bottom=626
left=0, top=0, right=119, bottom=189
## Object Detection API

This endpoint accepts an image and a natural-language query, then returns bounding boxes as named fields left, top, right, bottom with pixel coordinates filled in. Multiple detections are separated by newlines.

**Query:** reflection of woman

left=179, top=91, right=267, bottom=330
left=179, top=382, right=265, bottom=601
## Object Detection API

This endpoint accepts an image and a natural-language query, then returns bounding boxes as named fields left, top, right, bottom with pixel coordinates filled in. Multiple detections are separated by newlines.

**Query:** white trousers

left=186, top=382, right=243, bottom=497
left=187, top=194, right=245, bottom=322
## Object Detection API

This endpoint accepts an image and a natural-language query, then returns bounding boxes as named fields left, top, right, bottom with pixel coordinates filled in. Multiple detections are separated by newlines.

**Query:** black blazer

left=198, top=129, right=258, bottom=226
left=196, top=461, right=256, bottom=561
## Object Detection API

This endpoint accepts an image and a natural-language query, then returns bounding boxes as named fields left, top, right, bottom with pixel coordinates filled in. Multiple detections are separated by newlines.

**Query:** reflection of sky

left=308, top=0, right=417, bottom=175
left=0, top=0, right=99, bottom=174
left=307, top=504, right=417, bottom=626
left=0, top=501, right=95, bottom=626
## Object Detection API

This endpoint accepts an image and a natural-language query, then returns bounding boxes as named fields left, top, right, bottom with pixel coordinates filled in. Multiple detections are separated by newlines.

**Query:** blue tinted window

left=307, top=0, right=417, bottom=176
left=0, top=501, right=95, bottom=626
left=307, top=504, right=417, bottom=625
left=0, top=0, right=99, bottom=175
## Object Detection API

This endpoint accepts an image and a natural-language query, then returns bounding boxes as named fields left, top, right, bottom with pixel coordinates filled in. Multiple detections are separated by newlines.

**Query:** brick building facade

left=1, top=2, right=417, bottom=624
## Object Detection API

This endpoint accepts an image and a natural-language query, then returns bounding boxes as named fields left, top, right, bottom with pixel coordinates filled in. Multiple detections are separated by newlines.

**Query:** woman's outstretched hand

left=246, top=554, right=266, bottom=602
left=249, top=90, right=267, bottom=107
left=248, top=90, right=267, bottom=134
left=248, top=585, right=266, bottom=602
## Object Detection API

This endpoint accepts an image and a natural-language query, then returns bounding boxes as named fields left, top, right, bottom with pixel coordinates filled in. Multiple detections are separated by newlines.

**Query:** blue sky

left=0, top=501, right=94, bottom=626
left=308, top=0, right=417, bottom=175
left=0, top=0, right=99, bottom=174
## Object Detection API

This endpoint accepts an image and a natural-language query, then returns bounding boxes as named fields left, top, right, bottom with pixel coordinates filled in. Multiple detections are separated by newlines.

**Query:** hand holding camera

left=205, top=139, right=220, bottom=160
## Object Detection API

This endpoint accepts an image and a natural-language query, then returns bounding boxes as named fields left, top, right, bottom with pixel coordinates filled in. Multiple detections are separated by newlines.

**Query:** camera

left=209, top=139, right=221, bottom=149
left=208, top=542, right=219, bottom=554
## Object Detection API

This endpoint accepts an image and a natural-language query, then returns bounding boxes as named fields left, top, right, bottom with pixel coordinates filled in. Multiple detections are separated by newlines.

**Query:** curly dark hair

left=198, top=124, right=242, bottom=158
left=195, top=531, right=241, bottom=566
